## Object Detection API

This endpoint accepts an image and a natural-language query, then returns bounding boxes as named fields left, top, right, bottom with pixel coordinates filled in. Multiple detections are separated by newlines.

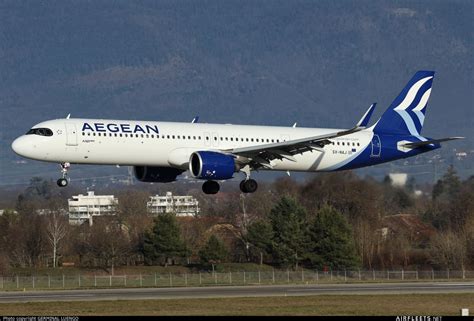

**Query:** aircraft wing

left=223, top=105, right=375, bottom=169
left=224, top=126, right=363, bottom=168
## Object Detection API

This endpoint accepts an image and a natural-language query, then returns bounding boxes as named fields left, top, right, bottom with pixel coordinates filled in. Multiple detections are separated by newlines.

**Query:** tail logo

left=393, top=76, right=433, bottom=136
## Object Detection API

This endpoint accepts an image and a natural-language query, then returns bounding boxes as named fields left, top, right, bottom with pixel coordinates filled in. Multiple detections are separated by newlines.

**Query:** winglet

left=356, top=103, right=376, bottom=128
left=191, top=116, right=199, bottom=123
left=66, top=113, right=71, bottom=119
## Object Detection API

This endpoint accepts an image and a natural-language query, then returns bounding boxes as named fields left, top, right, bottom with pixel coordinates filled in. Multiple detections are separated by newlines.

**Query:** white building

left=68, top=191, right=118, bottom=225
left=147, top=192, right=200, bottom=217
left=389, top=173, right=408, bottom=187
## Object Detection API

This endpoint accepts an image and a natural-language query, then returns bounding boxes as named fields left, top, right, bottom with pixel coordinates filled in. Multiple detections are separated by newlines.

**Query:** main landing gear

left=202, top=180, right=220, bottom=194
left=239, top=165, right=258, bottom=194
left=201, top=179, right=258, bottom=194
left=200, top=166, right=258, bottom=195
left=240, top=179, right=258, bottom=194
left=57, top=162, right=70, bottom=187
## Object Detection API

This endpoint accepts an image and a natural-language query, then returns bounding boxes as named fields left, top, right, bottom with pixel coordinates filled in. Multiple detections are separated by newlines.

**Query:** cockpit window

left=26, top=128, right=53, bottom=136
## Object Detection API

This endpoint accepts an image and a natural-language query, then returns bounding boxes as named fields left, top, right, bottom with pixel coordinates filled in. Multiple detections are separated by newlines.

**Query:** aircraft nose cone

left=11, top=136, right=30, bottom=156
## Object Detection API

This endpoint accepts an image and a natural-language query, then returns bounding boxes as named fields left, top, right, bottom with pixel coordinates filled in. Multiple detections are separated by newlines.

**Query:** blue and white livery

left=11, top=71, right=463, bottom=194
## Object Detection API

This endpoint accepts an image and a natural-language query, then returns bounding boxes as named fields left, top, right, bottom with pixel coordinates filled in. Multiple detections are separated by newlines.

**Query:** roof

left=381, top=214, right=436, bottom=242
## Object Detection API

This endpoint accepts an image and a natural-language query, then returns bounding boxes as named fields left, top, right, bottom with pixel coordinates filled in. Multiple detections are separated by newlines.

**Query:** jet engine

left=133, top=166, right=184, bottom=183
left=189, top=151, right=236, bottom=180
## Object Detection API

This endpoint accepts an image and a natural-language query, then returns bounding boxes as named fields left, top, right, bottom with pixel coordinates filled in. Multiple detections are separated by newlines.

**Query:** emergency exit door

left=65, top=123, right=78, bottom=146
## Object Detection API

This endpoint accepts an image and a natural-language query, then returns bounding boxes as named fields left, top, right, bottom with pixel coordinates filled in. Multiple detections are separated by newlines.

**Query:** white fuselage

left=12, top=118, right=374, bottom=172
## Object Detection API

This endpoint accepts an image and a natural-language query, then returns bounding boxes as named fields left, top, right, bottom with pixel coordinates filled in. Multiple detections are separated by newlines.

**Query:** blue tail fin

left=373, top=71, right=435, bottom=136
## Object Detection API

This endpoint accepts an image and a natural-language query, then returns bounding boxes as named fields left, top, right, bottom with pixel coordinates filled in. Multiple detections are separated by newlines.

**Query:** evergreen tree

left=268, top=196, right=307, bottom=269
left=433, top=165, right=461, bottom=201
left=199, top=235, right=228, bottom=264
left=142, top=214, right=187, bottom=266
left=246, top=220, right=273, bottom=264
left=306, top=204, right=359, bottom=270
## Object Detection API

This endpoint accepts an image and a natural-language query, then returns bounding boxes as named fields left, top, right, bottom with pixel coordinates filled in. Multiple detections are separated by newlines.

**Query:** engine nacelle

left=133, top=166, right=184, bottom=183
left=189, top=151, right=236, bottom=180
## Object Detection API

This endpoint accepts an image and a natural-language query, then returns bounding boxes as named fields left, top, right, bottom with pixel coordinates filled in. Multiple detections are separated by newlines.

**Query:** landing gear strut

left=57, top=162, right=70, bottom=187
left=239, top=165, right=258, bottom=194
left=202, top=180, right=220, bottom=194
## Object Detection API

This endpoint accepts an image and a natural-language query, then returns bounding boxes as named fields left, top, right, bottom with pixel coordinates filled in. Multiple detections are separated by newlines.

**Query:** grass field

left=0, top=294, right=472, bottom=315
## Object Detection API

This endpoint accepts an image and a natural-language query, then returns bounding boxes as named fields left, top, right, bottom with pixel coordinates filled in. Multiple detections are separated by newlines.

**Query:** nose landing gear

left=57, top=162, right=70, bottom=187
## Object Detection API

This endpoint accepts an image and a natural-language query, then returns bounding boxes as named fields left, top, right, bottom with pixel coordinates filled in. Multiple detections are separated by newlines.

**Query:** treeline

left=0, top=166, right=473, bottom=273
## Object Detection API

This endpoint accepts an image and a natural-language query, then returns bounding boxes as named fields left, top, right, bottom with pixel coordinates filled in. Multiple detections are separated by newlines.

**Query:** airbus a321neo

left=11, top=71, right=463, bottom=194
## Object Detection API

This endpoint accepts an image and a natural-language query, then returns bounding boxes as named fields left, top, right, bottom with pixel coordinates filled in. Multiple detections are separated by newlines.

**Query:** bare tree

left=87, top=220, right=131, bottom=275
left=430, top=230, right=468, bottom=270
left=46, top=212, right=68, bottom=268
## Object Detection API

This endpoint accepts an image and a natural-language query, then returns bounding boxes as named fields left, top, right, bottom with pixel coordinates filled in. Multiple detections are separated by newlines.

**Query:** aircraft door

left=370, top=134, right=381, bottom=157
left=65, top=123, right=78, bottom=146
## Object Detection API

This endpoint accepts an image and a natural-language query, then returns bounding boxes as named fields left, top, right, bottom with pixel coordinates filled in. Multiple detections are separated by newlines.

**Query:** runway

left=0, top=282, right=472, bottom=303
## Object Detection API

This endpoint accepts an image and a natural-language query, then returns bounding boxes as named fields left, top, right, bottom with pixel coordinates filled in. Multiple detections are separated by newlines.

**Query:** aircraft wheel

left=57, top=178, right=68, bottom=187
left=240, top=179, right=258, bottom=193
left=202, top=180, right=220, bottom=194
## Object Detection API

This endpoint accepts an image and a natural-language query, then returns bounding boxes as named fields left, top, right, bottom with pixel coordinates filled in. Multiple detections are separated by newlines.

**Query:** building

left=389, top=173, right=408, bottom=187
left=147, top=192, right=200, bottom=217
left=68, top=191, right=118, bottom=225
left=379, top=214, right=436, bottom=245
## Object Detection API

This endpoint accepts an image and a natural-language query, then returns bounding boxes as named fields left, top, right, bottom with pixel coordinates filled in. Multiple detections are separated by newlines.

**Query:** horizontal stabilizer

left=356, top=103, right=376, bottom=128
left=402, top=137, right=464, bottom=148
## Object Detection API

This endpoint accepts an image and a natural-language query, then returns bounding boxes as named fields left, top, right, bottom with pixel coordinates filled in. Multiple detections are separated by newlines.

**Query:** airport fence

left=0, top=269, right=472, bottom=291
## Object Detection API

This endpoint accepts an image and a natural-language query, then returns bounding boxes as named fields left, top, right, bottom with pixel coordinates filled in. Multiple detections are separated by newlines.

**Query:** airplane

left=11, top=71, right=463, bottom=194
